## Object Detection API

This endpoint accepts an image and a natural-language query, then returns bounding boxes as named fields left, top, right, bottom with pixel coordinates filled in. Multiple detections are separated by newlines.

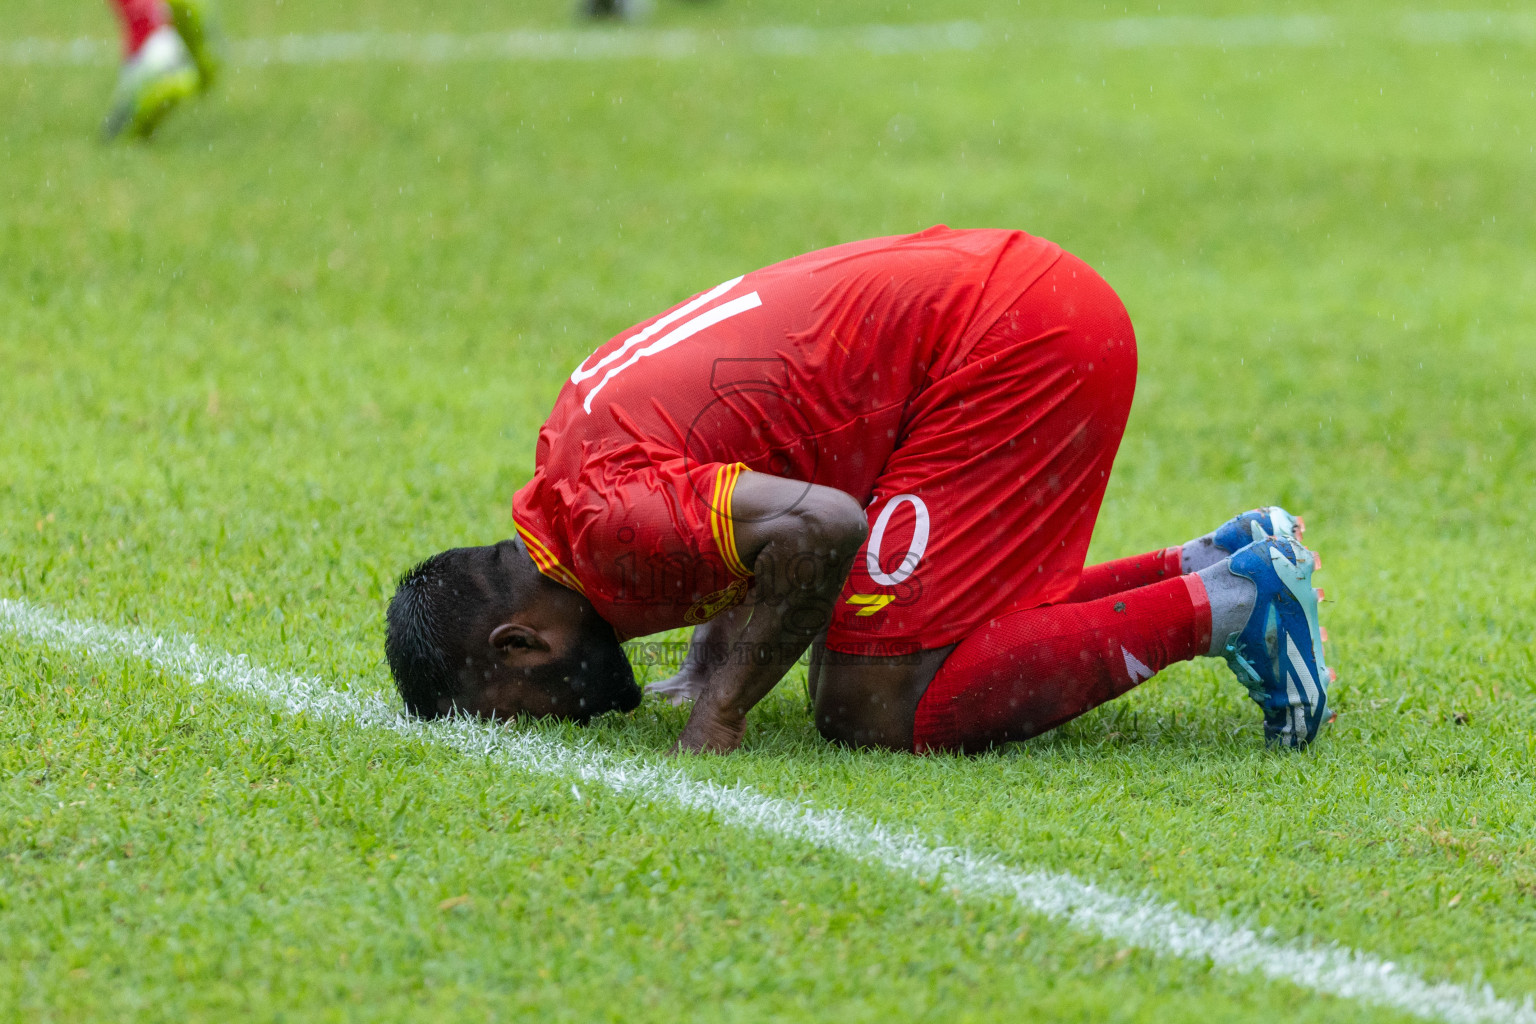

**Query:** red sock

left=1065, top=546, right=1185, bottom=603
left=109, top=0, right=170, bottom=57
left=912, top=574, right=1211, bottom=753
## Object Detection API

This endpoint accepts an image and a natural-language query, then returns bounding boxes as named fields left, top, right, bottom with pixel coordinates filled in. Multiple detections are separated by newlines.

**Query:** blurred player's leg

left=109, top=0, right=168, bottom=55
left=579, top=0, right=651, bottom=20
left=103, top=0, right=218, bottom=140
left=166, top=0, right=222, bottom=91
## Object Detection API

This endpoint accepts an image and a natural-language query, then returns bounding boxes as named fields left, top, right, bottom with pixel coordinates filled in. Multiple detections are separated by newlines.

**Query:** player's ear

left=488, top=622, right=550, bottom=656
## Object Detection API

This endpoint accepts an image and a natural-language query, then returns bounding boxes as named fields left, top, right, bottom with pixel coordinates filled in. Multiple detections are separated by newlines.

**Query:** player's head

left=385, top=539, right=640, bottom=723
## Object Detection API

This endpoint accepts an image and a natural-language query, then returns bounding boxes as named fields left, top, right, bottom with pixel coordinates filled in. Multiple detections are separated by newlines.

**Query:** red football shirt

left=512, top=226, right=1061, bottom=639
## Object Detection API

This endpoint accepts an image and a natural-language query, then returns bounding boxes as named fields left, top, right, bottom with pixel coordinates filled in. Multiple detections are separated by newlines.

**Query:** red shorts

left=825, top=252, right=1137, bottom=655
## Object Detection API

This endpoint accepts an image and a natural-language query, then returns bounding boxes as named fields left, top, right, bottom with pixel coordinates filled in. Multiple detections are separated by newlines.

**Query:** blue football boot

left=1220, top=537, right=1334, bottom=748
left=1212, top=506, right=1305, bottom=555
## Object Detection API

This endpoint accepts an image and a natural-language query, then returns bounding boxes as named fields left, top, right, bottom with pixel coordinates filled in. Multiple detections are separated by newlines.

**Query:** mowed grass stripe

left=2, top=597, right=1532, bottom=1024
left=5, top=11, right=1536, bottom=67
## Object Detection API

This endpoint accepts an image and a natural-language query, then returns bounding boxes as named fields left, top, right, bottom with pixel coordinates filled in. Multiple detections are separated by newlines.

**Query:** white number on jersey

left=570, top=276, right=762, bottom=414
left=866, top=493, right=930, bottom=586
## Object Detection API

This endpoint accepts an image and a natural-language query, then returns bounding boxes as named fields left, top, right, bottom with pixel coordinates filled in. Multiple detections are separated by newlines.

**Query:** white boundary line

left=1, top=595, right=1532, bottom=1024
left=4, top=13, right=1535, bottom=67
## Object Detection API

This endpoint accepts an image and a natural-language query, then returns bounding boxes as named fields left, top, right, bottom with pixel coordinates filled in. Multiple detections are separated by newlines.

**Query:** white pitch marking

left=0, top=23, right=986, bottom=67
left=0, top=604, right=1529, bottom=1019
left=3, top=14, right=1534, bottom=68
left=1, top=597, right=1533, bottom=1022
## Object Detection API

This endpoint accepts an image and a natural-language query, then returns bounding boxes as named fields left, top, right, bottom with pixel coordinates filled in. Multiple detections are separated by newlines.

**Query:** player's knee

left=811, top=674, right=916, bottom=752
left=812, top=687, right=856, bottom=745
left=814, top=700, right=875, bottom=748
left=813, top=706, right=844, bottom=744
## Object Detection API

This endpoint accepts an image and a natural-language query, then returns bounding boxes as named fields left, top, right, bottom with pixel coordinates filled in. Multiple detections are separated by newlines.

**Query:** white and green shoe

left=167, top=0, right=223, bottom=92
left=102, top=25, right=199, bottom=140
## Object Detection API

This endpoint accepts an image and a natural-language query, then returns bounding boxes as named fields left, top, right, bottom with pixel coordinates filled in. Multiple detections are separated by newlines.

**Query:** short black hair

left=385, top=548, right=497, bottom=717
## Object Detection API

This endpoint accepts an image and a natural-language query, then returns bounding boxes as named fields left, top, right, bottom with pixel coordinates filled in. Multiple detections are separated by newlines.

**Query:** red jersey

left=513, top=226, right=1062, bottom=640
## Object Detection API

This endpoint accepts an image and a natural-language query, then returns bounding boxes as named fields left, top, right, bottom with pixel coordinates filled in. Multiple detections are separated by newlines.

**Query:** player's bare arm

left=671, top=474, right=866, bottom=753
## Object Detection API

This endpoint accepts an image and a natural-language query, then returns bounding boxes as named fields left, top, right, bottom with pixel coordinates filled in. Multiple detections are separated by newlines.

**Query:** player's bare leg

left=102, top=0, right=219, bottom=140
left=578, top=0, right=650, bottom=20
left=812, top=644, right=953, bottom=750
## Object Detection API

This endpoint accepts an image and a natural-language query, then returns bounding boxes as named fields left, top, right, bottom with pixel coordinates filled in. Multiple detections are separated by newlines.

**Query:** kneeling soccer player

left=385, top=226, right=1334, bottom=754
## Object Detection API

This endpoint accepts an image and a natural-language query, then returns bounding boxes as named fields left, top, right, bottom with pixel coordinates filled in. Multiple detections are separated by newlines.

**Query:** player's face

left=463, top=616, right=641, bottom=725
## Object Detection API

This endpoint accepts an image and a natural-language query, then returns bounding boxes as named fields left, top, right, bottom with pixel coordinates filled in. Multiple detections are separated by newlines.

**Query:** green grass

left=4, top=0, right=1536, bottom=1020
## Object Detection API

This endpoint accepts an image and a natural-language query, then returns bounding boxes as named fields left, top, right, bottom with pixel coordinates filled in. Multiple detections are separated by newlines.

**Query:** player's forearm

left=679, top=597, right=811, bottom=751
left=676, top=601, right=752, bottom=679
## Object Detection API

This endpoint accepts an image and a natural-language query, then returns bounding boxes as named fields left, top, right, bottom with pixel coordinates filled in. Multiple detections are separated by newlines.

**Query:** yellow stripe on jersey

left=846, top=594, right=896, bottom=617
left=709, top=465, right=730, bottom=576
left=515, top=523, right=587, bottom=596
left=724, top=464, right=748, bottom=576
left=711, top=462, right=753, bottom=579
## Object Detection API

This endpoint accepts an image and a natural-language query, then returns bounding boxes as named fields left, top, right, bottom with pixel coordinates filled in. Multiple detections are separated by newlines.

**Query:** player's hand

left=671, top=703, right=747, bottom=754
left=647, top=670, right=708, bottom=707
